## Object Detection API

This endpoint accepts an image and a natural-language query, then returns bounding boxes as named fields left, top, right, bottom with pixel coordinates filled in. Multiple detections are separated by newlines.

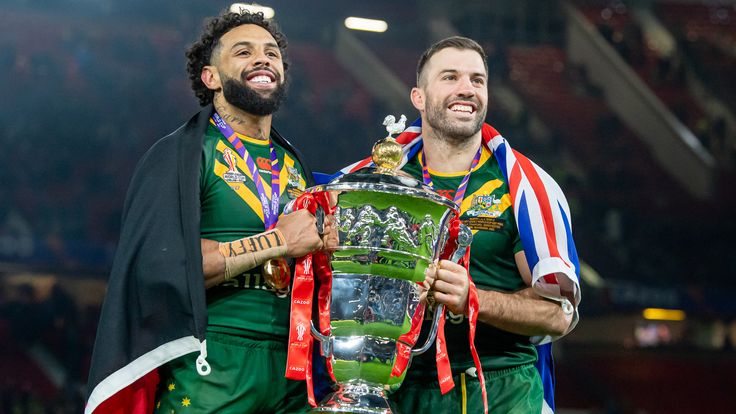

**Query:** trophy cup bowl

left=303, top=135, right=471, bottom=413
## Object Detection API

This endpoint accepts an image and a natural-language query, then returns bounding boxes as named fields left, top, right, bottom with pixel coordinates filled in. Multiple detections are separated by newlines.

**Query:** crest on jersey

left=222, top=148, right=247, bottom=183
left=466, top=194, right=502, bottom=218
left=286, top=165, right=305, bottom=198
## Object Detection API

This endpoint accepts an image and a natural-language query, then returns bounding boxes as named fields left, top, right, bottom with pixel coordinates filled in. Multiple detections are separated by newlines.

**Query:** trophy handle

left=310, top=321, right=333, bottom=358
left=439, top=218, right=473, bottom=261
left=450, top=224, right=473, bottom=263
left=412, top=223, right=471, bottom=356
left=410, top=303, right=445, bottom=356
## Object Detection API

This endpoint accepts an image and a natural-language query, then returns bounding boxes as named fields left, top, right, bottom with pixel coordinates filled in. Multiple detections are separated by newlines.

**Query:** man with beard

left=334, top=36, right=580, bottom=413
left=395, top=36, right=580, bottom=414
left=85, top=10, right=333, bottom=414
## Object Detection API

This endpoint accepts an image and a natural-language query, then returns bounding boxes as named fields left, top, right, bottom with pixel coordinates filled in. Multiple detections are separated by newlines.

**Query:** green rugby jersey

left=402, top=146, right=537, bottom=376
left=200, top=123, right=307, bottom=340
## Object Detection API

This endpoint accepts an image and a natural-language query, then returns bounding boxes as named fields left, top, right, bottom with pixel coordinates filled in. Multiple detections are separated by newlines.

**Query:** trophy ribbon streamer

left=285, top=194, right=317, bottom=385
left=433, top=191, right=488, bottom=412
left=463, top=246, right=488, bottom=414
left=315, top=252, right=336, bottom=382
left=390, top=301, right=426, bottom=378
left=285, top=192, right=334, bottom=406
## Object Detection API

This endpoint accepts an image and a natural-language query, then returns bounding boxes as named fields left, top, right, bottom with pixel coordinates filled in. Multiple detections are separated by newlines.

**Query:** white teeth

left=450, top=104, right=473, bottom=113
left=250, top=75, right=272, bottom=83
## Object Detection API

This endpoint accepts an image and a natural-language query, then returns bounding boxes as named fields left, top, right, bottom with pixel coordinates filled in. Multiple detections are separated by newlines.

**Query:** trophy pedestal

left=312, top=381, right=393, bottom=414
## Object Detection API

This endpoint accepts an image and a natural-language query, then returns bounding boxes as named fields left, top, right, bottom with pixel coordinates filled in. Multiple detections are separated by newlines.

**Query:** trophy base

left=311, top=381, right=394, bottom=414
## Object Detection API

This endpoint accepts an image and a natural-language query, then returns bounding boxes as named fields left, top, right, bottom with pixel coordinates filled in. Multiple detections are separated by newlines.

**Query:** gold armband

left=218, top=229, right=288, bottom=281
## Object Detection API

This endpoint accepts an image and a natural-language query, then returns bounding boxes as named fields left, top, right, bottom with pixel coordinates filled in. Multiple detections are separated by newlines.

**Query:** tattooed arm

left=200, top=209, right=325, bottom=288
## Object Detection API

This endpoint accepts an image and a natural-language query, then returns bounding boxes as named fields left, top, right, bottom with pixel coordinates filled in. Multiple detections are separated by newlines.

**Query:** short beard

left=221, top=72, right=288, bottom=116
left=425, top=94, right=485, bottom=143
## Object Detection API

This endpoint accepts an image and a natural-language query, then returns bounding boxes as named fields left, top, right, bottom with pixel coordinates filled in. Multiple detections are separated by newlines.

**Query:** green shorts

left=389, top=364, right=543, bottom=414
left=155, top=332, right=310, bottom=414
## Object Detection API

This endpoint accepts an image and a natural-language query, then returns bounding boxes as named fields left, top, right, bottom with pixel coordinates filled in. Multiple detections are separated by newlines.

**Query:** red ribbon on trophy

left=435, top=217, right=461, bottom=394
left=464, top=245, right=488, bottom=414
left=285, top=191, right=333, bottom=406
left=390, top=301, right=426, bottom=378
left=314, top=250, right=335, bottom=382
left=436, top=218, right=487, bottom=413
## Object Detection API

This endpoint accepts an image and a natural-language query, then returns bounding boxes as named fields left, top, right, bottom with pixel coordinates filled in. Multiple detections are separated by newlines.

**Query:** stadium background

left=1, top=0, right=735, bottom=412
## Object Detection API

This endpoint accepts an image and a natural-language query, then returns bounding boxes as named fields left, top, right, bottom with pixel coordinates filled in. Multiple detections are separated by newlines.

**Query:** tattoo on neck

left=214, top=98, right=245, bottom=126
left=213, top=96, right=268, bottom=140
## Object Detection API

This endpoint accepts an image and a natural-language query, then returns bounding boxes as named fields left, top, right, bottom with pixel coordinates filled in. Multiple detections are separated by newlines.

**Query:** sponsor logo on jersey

left=256, top=156, right=272, bottom=174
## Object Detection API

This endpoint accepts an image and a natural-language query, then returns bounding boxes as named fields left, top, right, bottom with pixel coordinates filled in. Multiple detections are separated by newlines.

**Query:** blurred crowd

left=1, top=0, right=736, bottom=412
left=587, top=0, right=736, bottom=167
left=0, top=279, right=99, bottom=413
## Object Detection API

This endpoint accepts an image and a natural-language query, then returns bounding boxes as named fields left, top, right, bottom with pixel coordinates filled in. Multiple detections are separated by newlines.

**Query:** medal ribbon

left=420, top=144, right=487, bottom=412
left=420, top=145, right=482, bottom=206
left=212, top=112, right=281, bottom=230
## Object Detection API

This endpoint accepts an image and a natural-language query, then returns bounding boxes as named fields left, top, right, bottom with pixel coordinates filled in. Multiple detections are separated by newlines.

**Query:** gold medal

left=262, top=258, right=291, bottom=290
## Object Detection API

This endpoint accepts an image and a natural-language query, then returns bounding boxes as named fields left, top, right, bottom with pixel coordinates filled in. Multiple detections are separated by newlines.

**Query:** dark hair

left=416, top=36, right=487, bottom=85
left=186, top=11, right=289, bottom=106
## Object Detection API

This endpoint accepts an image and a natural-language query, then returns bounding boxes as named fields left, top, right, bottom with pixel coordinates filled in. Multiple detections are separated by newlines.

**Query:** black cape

left=85, top=105, right=314, bottom=413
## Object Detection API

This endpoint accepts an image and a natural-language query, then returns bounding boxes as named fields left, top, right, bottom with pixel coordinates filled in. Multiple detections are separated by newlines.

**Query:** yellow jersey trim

left=419, top=145, right=492, bottom=178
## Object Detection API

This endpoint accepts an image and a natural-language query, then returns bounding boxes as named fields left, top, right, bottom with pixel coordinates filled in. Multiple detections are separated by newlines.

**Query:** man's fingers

left=315, top=207, right=325, bottom=236
left=278, top=208, right=334, bottom=257
left=431, top=291, right=462, bottom=310
left=430, top=261, right=470, bottom=315
left=435, top=268, right=464, bottom=285
left=431, top=279, right=464, bottom=296
left=318, top=214, right=339, bottom=251
left=424, top=262, right=438, bottom=284
left=424, top=273, right=436, bottom=287
left=438, top=259, right=465, bottom=272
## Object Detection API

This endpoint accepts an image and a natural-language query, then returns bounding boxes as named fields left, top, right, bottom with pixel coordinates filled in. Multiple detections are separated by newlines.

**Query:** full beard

left=425, top=96, right=486, bottom=143
left=221, top=72, right=288, bottom=116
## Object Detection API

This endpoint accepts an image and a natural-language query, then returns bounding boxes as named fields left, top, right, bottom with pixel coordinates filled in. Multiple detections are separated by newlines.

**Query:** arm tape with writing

left=218, top=229, right=288, bottom=281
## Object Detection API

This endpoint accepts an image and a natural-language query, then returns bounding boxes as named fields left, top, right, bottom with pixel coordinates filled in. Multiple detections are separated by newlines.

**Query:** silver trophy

left=304, top=116, right=472, bottom=413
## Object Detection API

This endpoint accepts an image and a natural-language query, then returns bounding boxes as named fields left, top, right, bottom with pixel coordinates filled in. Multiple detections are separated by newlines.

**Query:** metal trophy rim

left=330, top=246, right=432, bottom=263
left=306, top=182, right=459, bottom=212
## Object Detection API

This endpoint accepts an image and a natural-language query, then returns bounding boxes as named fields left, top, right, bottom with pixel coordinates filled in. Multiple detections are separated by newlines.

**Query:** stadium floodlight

left=642, top=308, right=686, bottom=321
left=230, top=3, right=275, bottom=19
left=344, top=17, right=388, bottom=33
